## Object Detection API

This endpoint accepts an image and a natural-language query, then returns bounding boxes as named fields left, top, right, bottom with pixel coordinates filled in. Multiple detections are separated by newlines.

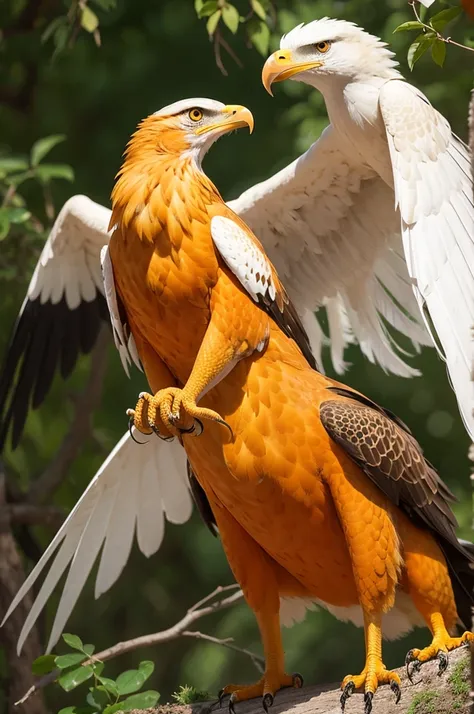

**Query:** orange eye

left=316, top=41, right=330, bottom=53
left=189, top=108, right=203, bottom=122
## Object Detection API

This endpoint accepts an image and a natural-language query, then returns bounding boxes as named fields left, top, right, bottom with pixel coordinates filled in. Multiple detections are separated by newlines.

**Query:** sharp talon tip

left=216, top=418, right=234, bottom=440
left=262, top=694, right=273, bottom=713
left=292, top=672, right=304, bottom=689
left=194, top=418, right=204, bottom=436
left=179, top=422, right=196, bottom=435
left=228, top=695, right=236, bottom=714
left=437, top=651, right=448, bottom=676
left=390, top=681, right=401, bottom=704
left=340, top=682, right=354, bottom=711
left=364, top=691, right=373, bottom=714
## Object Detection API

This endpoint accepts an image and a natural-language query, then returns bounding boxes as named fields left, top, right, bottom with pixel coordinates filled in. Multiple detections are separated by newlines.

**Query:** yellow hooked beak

left=262, top=49, right=322, bottom=95
left=195, top=105, right=254, bottom=136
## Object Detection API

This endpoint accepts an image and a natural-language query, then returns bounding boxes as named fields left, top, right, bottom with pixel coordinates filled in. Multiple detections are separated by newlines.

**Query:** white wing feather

left=210, top=215, right=276, bottom=302
left=379, top=80, right=474, bottom=438
left=28, top=195, right=111, bottom=308
left=3, top=431, right=191, bottom=654
left=100, top=245, right=142, bottom=376
left=228, top=126, right=430, bottom=377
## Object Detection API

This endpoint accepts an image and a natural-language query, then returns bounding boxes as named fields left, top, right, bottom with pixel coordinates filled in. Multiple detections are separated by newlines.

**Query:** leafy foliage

left=32, top=635, right=160, bottom=714
left=172, top=684, right=212, bottom=704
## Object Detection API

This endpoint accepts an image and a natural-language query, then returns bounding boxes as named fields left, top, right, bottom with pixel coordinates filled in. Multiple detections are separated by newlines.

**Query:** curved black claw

left=217, top=690, right=229, bottom=709
left=194, top=418, right=204, bottom=436
left=437, top=650, right=449, bottom=676
left=405, top=650, right=422, bottom=684
left=292, top=672, right=304, bottom=689
left=216, top=418, right=234, bottom=441
left=262, top=694, right=273, bottom=713
left=340, top=681, right=355, bottom=711
left=228, top=694, right=236, bottom=714
left=151, top=424, right=174, bottom=442
left=390, top=680, right=401, bottom=704
left=364, top=691, right=373, bottom=714
left=178, top=422, right=196, bottom=436
left=128, top=416, right=148, bottom=444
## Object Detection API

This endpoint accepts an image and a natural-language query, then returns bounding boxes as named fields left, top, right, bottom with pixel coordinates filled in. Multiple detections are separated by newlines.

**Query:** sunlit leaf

left=247, top=18, right=270, bottom=56
left=97, top=676, right=119, bottom=697
left=115, top=661, right=154, bottom=695
left=58, top=665, right=94, bottom=691
left=194, top=0, right=204, bottom=12
left=198, top=1, right=218, bottom=17
left=31, top=135, right=66, bottom=166
left=62, top=633, right=85, bottom=651
left=81, top=6, right=99, bottom=33
left=407, top=34, right=435, bottom=70
left=206, top=10, right=221, bottom=36
left=55, top=653, right=87, bottom=669
left=431, top=38, right=446, bottom=66
left=393, top=21, right=424, bottom=33
left=251, top=0, right=267, bottom=20
left=32, top=654, right=57, bottom=676
left=222, top=5, right=239, bottom=34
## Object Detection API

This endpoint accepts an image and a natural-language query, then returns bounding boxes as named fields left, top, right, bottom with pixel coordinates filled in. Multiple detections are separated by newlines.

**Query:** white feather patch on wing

left=228, top=126, right=430, bottom=377
left=28, top=195, right=111, bottom=308
left=100, top=245, right=142, bottom=377
left=3, top=432, right=192, bottom=654
left=380, top=79, right=474, bottom=438
left=210, top=215, right=276, bottom=303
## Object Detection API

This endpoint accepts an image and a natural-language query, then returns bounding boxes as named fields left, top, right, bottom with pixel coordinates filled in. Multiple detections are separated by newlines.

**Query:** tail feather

left=441, top=538, right=474, bottom=631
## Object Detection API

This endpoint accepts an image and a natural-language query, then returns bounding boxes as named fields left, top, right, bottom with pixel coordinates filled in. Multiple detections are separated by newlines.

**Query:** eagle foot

left=405, top=631, right=473, bottom=682
left=218, top=672, right=302, bottom=711
left=127, top=389, right=232, bottom=440
left=340, top=662, right=400, bottom=713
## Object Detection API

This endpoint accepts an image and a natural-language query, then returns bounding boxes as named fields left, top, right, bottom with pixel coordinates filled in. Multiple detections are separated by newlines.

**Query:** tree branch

left=0, top=504, right=64, bottom=528
left=27, top=326, right=110, bottom=504
left=16, top=585, right=256, bottom=705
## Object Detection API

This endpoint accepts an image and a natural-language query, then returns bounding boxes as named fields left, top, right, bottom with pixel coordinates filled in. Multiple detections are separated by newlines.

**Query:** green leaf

left=104, top=691, right=160, bottom=713
left=115, top=661, right=154, bottom=696
left=0, top=157, right=29, bottom=173
left=62, top=634, right=85, bottom=651
left=81, top=6, right=99, bottom=33
left=194, top=0, right=204, bottom=12
left=32, top=654, right=57, bottom=676
left=251, top=0, right=267, bottom=20
left=431, top=38, right=447, bottom=66
left=407, top=34, right=435, bottom=70
left=91, top=661, right=104, bottom=677
left=34, top=163, right=75, bottom=183
left=83, top=644, right=95, bottom=657
left=197, top=1, right=218, bottom=17
left=206, top=10, right=221, bottom=36
left=41, top=16, right=68, bottom=44
left=97, top=677, right=119, bottom=697
left=247, top=18, right=270, bottom=56
left=58, top=708, right=77, bottom=714
left=5, top=170, right=32, bottom=187
left=430, top=6, right=462, bottom=31
left=222, top=4, right=239, bottom=34
left=53, top=24, right=69, bottom=53
left=55, top=653, right=87, bottom=669
left=31, top=135, right=66, bottom=166
left=87, top=687, right=111, bottom=711
left=393, top=21, right=424, bottom=33
left=59, top=665, right=94, bottom=691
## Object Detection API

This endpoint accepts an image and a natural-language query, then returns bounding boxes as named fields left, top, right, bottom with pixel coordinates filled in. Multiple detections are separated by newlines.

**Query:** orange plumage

left=108, top=99, right=474, bottom=712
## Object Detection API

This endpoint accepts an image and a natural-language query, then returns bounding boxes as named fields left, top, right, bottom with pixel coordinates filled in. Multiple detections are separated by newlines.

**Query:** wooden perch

left=134, top=647, right=470, bottom=714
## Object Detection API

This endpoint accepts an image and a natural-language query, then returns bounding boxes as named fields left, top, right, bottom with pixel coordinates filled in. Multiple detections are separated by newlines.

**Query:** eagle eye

left=315, top=41, right=331, bottom=53
left=189, top=108, right=204, bottom=122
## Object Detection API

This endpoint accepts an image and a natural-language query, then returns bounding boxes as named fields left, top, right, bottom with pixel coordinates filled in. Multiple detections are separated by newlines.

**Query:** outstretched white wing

left=228, top=126, right=430, bottom=375
left=0, top=195, right=112, bottom=450
left=3, top=431, right=192, bottom=654
left=379, top=79, right=474, bottom=438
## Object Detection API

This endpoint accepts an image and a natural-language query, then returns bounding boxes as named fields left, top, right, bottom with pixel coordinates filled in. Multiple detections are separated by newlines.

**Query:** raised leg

left=204, top=489, right=302, bottom=709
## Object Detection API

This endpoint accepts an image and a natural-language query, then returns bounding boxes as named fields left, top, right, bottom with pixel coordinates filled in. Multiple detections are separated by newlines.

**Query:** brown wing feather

left=320, top=396, right=460, bottom=550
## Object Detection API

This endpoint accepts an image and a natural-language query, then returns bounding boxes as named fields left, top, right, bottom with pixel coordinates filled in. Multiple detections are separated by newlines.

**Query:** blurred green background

left=0, top=0, right=473, bottom=710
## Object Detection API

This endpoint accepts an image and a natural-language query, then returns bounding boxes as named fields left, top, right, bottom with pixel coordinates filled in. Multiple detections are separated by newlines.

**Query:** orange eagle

left=5, top=98, right=474, bottom=713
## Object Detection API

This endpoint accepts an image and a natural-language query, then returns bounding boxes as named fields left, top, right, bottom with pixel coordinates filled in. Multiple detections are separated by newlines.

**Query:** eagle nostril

left=278, top=55, right=286, bottom=60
